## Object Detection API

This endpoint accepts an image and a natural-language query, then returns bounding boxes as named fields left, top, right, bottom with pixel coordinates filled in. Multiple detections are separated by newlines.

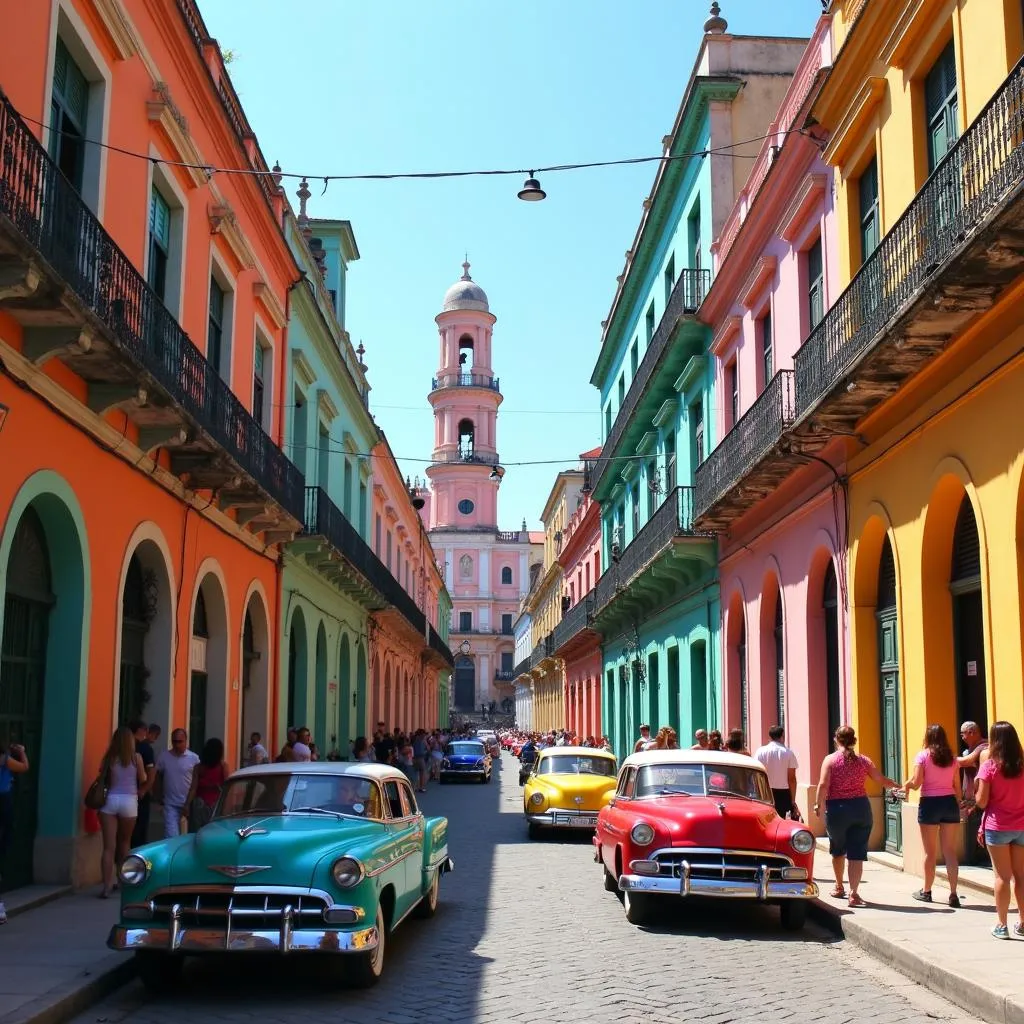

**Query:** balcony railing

left=494, top=670, right=515, bottom=682
left=303, top=487, right=453, bottom=667
left=513, top=658, right=531, bottom=678
left=496, top=530, right=522, bottom=542
left=0, top=94, right=304, bottom=524
left=594, top=487, right=703, bottom=615
left=551, top=590, right=595, bottom=652
left=430, top=449, right=499, bottom=466
left=590, top=268, right=710, bottom=495
left=530, top=635, right=553, bottom=668
left=431, top=372, right=500, bottom=392
left=693, top=370, right=796, bottom=518
left=795, top=56, right=1024, bottom=415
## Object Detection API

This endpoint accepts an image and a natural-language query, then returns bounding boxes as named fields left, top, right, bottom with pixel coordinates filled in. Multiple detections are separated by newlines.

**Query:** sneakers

left=948, top=893, right=961, bottom=909
left=992, top=923, right=1009, bottom=939
left=0, top=901, right=6, bottom=925
left=1014, top=922, right=1024, bottom=937
left=912, top=889, right=932, bottom=903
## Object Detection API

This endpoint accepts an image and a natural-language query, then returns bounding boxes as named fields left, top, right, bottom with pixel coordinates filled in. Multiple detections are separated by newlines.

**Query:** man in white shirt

left=156, top=729, right=200, bottom=837
left=754, top=725, right=800, bottom=820
left=633, top=725, right=652, bottom=753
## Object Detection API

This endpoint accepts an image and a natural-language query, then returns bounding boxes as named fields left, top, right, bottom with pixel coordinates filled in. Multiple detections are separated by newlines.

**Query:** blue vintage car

left=107, top=762, right=452, bottom=989
left=439, top=740, right=491, bottom=783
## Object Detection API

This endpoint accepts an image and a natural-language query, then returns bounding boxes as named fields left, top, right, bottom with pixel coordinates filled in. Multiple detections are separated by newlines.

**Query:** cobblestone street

left=67, top=755, right=983, bottom=1024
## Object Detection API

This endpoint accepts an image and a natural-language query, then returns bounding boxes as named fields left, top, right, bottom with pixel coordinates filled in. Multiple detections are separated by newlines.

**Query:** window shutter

left=877, top=537, right=897, bottom=610
left=54, top=38, right=89, bottom=129
left=950, top=496, right=981, bottom=583
left=149, top=188, right=170, bottom=250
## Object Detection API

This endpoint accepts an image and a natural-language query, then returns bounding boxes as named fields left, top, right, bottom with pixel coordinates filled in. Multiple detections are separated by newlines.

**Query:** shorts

left=824, top=796, right=872, bottom=861
left=985, top=829, right=1024, bottom=846
left=918, top=794, right=961, bottom=826
left=100, top=793, right=138, bottom=818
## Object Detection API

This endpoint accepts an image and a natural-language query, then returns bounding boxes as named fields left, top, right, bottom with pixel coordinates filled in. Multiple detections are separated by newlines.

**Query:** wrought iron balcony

left=513, top=658, right=531, bottom=679
left=494, top=670, right=515, bottom=682
left=530, top=634, right=554, bottom=669
left=430, top=449, right=499, bottom=467
left=590, top=268, right=710, bottom=497
left=551, top=589, right=597, bottom=655
left=302, top=487, right=453, bottom=667
left=593, top=487, right=715, bottom=626
left=431, top=372, right=500, bottom=392
left=794, top=56, right=1024, bottom=429
left=692, top=370, right=798, bottom=529
left=0, top=94, right=304, bottom=533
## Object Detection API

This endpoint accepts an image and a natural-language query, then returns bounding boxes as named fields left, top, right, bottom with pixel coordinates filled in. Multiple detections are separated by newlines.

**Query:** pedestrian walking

left=97, top=726, right=145, bottom=898
left=814, top=725, right=899, bottom=908
left=633, top=725, right=652, bottom=753
left=187, top=737, right=229, bottom=832
left=155, top=729, right=200, bottom=838
left=975, top=720, right=1024, bottom=938
left=901, top=723, right=962, bottom=907
left=129, top=718, right=156, bottom=849
left=755, top=725, right=800, bottom=819
left=0, top=740, right=29, bottom=923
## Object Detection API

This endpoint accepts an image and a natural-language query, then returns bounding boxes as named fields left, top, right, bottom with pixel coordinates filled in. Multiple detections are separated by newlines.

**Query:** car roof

left=536, top=746, right=616, bottom=760
left=622, top=749, right=766, bottom=771
left=229, top=761, right=409, bottom=784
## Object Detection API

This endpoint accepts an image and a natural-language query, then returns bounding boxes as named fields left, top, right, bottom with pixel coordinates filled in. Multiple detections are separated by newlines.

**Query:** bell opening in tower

left=458, top=419, right=475, bottom=461
left=458, top=334, right=474, bottom=373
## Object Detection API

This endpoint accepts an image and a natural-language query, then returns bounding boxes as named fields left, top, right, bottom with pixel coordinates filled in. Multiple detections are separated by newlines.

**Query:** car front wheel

left=603, top=863, right=618, bottom=893
left=347, top=903, right=386, bottom=988
left=622, top=888, right=657, bottom=926
left=779, top=901, right=807, bottom=931
left=134, top=952, right=184, bottom=992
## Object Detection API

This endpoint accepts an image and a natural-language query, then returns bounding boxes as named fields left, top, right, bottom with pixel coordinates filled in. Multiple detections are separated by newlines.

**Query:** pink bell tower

left=425, top=260, right=502, bottom=528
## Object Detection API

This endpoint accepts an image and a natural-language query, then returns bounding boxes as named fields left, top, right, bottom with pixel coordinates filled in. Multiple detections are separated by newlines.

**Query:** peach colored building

left=692, top=12, right=843, bottom=817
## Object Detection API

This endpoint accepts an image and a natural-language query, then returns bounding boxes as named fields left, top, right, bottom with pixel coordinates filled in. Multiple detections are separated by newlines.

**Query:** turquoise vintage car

left=107, top=762, right=452, bottom=989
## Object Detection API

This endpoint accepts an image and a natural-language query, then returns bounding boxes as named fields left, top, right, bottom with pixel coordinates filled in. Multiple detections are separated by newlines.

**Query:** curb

left=0, top=954, right=135, bottom=1024
left=808, top=899, right=1024, bottom=1024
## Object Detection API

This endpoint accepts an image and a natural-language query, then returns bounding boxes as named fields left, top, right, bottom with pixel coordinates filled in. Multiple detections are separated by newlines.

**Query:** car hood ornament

left=210, top=865, right=271, bottom=879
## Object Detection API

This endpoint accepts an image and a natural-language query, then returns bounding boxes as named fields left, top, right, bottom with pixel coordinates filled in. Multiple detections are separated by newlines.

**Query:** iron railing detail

left=431, top=372, right=500, bottom=392
left=496, top=530, right=521, bottom=542
left=693, top=370, right=796, bottom=517
left=795, top=57, right=1024, bottom=413
left=590, top=268, right=710, bottom=495
left=494, top=670, right=515, bottom=682
left=0, top=95, right=304, bottom=522
left=303, top=487, right=453, bottom=666
left=594, top=488, right=701, bottom=615
left=530, top=635, right=553, bottom=669
left=552, top=590, right=595, bottom=652
left=431, top=449, right=499, bottom=466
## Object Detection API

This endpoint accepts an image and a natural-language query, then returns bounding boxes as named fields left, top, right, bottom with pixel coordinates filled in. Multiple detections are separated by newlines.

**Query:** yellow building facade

left=811, top=0, right=1024, bottom=870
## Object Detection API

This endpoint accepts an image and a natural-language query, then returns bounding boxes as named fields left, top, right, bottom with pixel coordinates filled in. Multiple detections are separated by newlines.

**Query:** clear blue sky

left=199, top=0, right=819, bottom=530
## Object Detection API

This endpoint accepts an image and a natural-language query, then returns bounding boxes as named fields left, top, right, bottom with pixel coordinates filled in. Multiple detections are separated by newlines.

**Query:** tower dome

left=442, top=260, right=489, bottom=312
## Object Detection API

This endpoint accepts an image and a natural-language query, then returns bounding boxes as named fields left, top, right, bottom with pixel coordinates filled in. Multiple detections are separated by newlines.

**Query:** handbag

left=84, top=760, right=109, bottom=811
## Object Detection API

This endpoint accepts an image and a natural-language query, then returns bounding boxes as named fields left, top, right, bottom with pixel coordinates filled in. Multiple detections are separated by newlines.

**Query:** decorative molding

left=635, top=431, right=659, bottom=456
left=779, top=173, right=829, bottom=242
left=373, top=482, right=387, bottom=500
left=710, top=315, right=742, bottom=357
left=317, top=388, right=338, bottom=423
left=880, top=0, right=952, bottom=68
left=292, top=350, right=317, bottom=390
left=253, top=278, right=286, bottom=329
left=738, top=255, right=777, bottom=311
left=147, top=84, right=208, bottom=188
left=674, top=354, right=706, bottom=394
left=359, top=458, right=373, bottom=481
left=651, top=397, right=677, bottom=429
left=823, top=78, right=886, bottom=167
left=619, top=458, right=640, bottom=483
left=93, top=0, right=139, bottom=59
left=207, top=194, right=256, bottom=271
left=341, top=431, right=359, bottom=455
left=384, top=505, right=399, bottom=523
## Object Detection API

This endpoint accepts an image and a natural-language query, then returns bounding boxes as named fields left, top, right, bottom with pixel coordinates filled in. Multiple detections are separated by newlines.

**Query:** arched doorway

left=241, top=594, right=269, bottom=765
left=287, top=608, right=308, bottom=734
left=338, top=634, right=352, bottom=757
left=876, top=536, right=901, bottom=853
left=314, top=623, right=328, bottom=752
left=823, top=561, right=842, bottom=742
left=189, top=574, right=227, bottom=755
left=454, top=656, right=474, bottom=710
left=383, top=663, right=392, bottom=725
left=0, top=509, right=51, bottom=888
left=950, top=495, right=986, bottom=734
left=689, top=639, right=707, bottom=734
left=355, top=643, right=367, bottom=744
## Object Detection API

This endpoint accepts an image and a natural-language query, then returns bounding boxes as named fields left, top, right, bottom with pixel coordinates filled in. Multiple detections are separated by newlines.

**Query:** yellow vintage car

left=522, top=746, right=618, bottom=839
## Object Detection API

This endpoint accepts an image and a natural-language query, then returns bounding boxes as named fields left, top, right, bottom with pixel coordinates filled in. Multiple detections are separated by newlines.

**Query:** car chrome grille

left=148, top=888, right=330, bottom=928
left=652, top=849, right=792, bottom=882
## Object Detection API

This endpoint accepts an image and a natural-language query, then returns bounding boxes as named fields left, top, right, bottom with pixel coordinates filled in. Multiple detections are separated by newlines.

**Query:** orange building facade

left=0, top=0, right=303, bottom=887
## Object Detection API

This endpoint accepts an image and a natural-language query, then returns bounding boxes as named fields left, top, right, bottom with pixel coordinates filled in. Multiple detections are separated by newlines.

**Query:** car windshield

left=539, top=755, right=616, bottom=777
left=634, top=764, right=772, bottom=803
left=447, top=742, right=485, bottom=756
left=214, top=773, right=384, bottom=820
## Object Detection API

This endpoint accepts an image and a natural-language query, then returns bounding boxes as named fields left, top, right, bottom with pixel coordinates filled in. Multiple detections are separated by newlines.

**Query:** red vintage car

left=594, top=749, right=818, bottom=930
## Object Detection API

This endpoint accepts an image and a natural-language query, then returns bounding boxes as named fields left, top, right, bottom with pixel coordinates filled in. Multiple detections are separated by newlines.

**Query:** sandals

left=830, top=885, right=846, bottom=899
left=848, top=893, right=867, bottom=908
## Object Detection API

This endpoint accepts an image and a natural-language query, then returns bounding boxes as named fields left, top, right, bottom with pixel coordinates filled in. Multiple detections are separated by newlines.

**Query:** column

left=445, top=549, right=453, bottom=589
left=519, top=551, right=528, bottom=593
left=479, top=549, right=490, bottom=596
left=479, top=655, right=489, bottom=705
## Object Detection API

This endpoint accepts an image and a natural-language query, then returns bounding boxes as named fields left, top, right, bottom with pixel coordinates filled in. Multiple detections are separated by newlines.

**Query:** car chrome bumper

left=440, top=769, right=486, bottom=778
left=618, top=873, right=818, bottom=900
left=527, top=810, right=600, bottom=828
left=107, top=921, right=379, bottom=954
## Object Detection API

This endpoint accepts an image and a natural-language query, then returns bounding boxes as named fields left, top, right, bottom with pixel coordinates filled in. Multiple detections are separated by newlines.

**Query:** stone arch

left=0, top=471, right=90, bottom=884
left=723, top=585, right=747, bottom=740
left=286, top=605, right=309, bottom=738
left=806, top=534, right=841, bottom=767
left=240, top=585, right=270, bottom=765
left=314, top=621, right=328, bottom=752
left=921, top=464, right=990, bottom=732
left=758, top=562, right=785, bottom=734
left=114, top=524, right=175, bottom=734
left=188, top=567, right=229, bottom=752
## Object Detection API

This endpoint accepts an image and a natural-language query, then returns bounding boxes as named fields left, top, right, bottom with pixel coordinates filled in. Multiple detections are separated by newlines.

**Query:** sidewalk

left=0, top=887, right=130, bottom=1024
left=809, top=846, right=1024, bottom=1024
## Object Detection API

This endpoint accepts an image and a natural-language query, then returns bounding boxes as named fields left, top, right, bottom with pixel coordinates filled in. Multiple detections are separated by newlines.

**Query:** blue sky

left=200, top=0, right=819, bottom=530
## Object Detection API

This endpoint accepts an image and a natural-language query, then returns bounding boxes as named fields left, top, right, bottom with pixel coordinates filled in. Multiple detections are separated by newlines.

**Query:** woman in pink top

left=813, top=725, right=898, bottom=908
left=976, top=721, right=1024, bottom=939
left=902, top=724, right=962, bottom=907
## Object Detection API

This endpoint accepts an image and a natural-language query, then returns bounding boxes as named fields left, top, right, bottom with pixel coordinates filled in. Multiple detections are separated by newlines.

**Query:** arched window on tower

left=459, top=334, right=474, bottom=372
left=501, top=566, right=512, bottom=585
left=458, top=419, right=475, bottom=460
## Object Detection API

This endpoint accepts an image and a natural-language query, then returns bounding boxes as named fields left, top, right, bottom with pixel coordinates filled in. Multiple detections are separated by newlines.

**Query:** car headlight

left=119, top=854, right=149, bottom=886
left=631, top=822, right=655, bottom=846
left=790, top=829, right=815, bottom=855
left=331, top=857, right=364, bottom=888
left=529, top=792, right=545, bottom=806
left=442, top=759, right=450, bottom=768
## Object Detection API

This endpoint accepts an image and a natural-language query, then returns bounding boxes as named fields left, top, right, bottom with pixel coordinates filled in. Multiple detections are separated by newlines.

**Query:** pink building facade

left=553, top=455, right=603, bottom=740
left=419, top=265, right=538, bottom=715
left=692, top=13, right=847, bottom=820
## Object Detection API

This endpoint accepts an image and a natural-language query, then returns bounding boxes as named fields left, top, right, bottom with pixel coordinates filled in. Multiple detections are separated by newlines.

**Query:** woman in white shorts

left=98, top=726, right=145, bottom=898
